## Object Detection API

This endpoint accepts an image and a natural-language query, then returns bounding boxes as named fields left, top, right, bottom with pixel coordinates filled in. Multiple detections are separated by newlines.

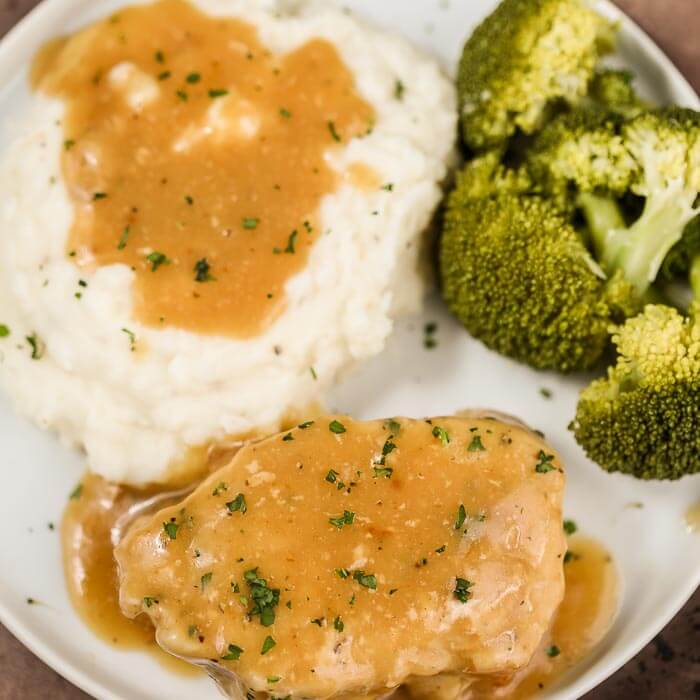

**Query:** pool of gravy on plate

left=32, top=0, right=375, bottom=338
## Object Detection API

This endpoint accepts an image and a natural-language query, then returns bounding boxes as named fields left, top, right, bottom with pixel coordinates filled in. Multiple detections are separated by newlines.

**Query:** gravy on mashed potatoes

left=33, top=0, right=374, bottom=337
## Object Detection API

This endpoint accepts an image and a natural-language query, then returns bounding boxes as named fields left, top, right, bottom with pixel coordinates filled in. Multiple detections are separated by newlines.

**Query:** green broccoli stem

left=579, top=189, right=698, bottom=297
left=691, top=255, right=700, bottom=301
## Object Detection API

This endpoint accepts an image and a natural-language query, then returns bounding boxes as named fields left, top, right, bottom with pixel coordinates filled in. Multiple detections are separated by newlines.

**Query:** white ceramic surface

left=0, top=1, right=699, bottom=699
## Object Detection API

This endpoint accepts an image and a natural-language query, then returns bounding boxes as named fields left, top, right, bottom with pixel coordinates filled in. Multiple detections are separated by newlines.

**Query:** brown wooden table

left=0, top=0, right=699, bottom=697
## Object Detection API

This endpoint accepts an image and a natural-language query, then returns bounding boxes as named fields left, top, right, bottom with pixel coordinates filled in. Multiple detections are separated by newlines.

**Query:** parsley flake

left=329, top=419, right=346, bottom=434
left=260, top=635, right=276, bottom=655
left=328, top=121, right=341, bottom=142
left=146, top=251, right=170, bottom=271
left=69, top=483, right=83, bottom=500
left=117, top=225, right=130, bottom=250
left=143, top=596, right=158, bottom=608
left=226, top=493, right=247, bottom=514
left=186, top=72, right=201, bottom=83
left=329, top=510, right=355, bottom=529
left=200, top=572, right=213, bottom=591
left=353, top=570, right=377, bottom=590
left=163, top=521, right=179, bottom=540
left=242, top=217, right=259, bottom=229
left=222, top=643, right=243, bottom=661
left=26, top=333, right=44, bottom=360
left=209, top=88, right=229, bottom=98
left=454, top=577, right=473, bottom=603
left=546, top=644, right=561, bottom=658
left=194, top=258, right=215, bottom=282
left=454, top=504, right=467, bottom=530
left=563, top=519, right=578, bottom=535
left=468, top=435, right=485, bottom=452
left=432, top=425, right=450, bottom=446
left=333, top=616, right=344, bottom=632
left=0, top=324, right=9, bottom=338
left=535, top=451, right=557, bottom=473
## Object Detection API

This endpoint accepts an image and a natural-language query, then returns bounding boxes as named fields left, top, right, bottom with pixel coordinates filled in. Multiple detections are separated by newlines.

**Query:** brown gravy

left=33, top=0, right=374, bottom=338
left=61, top=473, right=198, bottom=675
left=459, top=536, right=618, bottom=699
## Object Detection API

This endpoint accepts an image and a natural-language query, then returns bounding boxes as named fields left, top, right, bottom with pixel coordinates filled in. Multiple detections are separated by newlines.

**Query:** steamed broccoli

left=530, top=108, right=700, bottom=297
left=440, top=107, right=700, bottom=372
left=440, top=178, right=636, bottom=372
left=457, top=0, right=613, bottom=150
left=572, top=284, right=700, bottom=479
left=586, top=69, right=647, bottom=118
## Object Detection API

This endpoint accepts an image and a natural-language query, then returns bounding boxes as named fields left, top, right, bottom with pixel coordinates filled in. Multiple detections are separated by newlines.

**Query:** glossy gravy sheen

left=32, top=0, right=374, bottom=337
left=115, top=416, right=567, bottom=698
left=61, top=474, right=198, bottom=675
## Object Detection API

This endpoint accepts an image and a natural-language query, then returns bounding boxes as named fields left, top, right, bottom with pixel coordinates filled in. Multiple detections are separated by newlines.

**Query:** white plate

left=0, top=1, right=699, bottom=699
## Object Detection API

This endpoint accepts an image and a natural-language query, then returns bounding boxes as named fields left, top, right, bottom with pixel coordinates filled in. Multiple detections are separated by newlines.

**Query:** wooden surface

left=0, top=0, right=699, bottom=698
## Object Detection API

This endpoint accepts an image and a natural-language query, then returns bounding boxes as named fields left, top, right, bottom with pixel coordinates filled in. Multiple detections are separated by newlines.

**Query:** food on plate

left=457, top=0, right=613, bottom=150
left=585, top=68, right=647, bottom=118
left=0, top=0, right=456, bottom=485
left=572, top=301, right=700, bottom=480
left=442, top=0, right=700, bottom=479
left=116, top=415, right=567, bottom=698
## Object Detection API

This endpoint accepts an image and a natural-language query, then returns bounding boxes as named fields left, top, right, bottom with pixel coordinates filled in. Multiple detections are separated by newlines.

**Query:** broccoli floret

left=585, top=69, right=647, bottom=118
left=572, top=297, right=700, bottom=479
left=661, top=216, right=700, bottom=281
left=458, top=0, right=613, bottom=150
left=440, top=189, right=635, bottom=371
left=529, top=108, right=700, bottom=297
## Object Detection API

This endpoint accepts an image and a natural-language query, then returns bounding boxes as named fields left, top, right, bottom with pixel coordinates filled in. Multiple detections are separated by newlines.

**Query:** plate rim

left=0, top=1, right=698, bottom=699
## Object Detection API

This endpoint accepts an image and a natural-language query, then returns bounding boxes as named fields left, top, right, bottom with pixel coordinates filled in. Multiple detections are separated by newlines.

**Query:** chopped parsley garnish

left=468, top=435, right=485, bottom=452
left=328, top=121, right=341, bottom=142
left=26, top=333, right=44, bottom=360
left=92, top=192, right=108, bottom=200
left=381, top=183, right=394, bottom=191
left=226, top=493, right=247, bottom=514
left=279, top=107, right=292, bottom=119
left=298, top=420, right=314, bottom=429
left=385, top=419, right=401, bottom=434
left=394, top=80, right=405, bottom=100
left=311, top=617, right=324, bottom=627
left=260, top=635, right=276, bottom=655
left=209, top=88, right=229, bottom=98
left=334, top=616, right=344, bottom=632
left=540, top=387, right=553, bottom=399
left=242, top=217, right=259, bottom=229
left=176, top=89, right=188, bottom=102
left=194, top=258, right=215, bottom=282
left=121, top=327, right=136, bottom=351
left=310, top=366, right=318, bottom=380
left=273, top=230, right=297, bottom=254
left=69, top=483, right=83, bottom=500
left=563, top=519, right=577, bottom=535
left=154, top=50, right=165, bottom=63
left=563, top=550, right=577, bottom=564
left=336, top=567, right=350, bottom=579
left=435, top=545, right=446, bottom=554
left=535, top=451, right=557, bottom=473
left=546, top=644, right=561, bottom=658
left=64, top=139, right=76, bottom=150
left=454, top=504, right=467, bottom=530
left=143, top=596, right=158, bottom=608
left=222, top=643, right=243, bottom=661
left=380, top=438, right=397, bottom=461
left=329, top=510, right=355, bottom=529
left=325, top=469, right=339, bottom=484
left=353, top=570, right=377, bottom=590
left=282, top=432, right=294, bottom=441
left=454, top=577, right=473, bottom=603
left=117, top=225, right=130, bottom=250
left=267, top=676, right=281, bottom=684
left=245, top=568, right=280, bottom=627
left=146, top=251, right=170, bottom=271
left=184, top=194, right=193, bottom=205
left=373, top=466, right=393, bottom=479
left=0, top=324, right=9, bottom=338
left=200, top=572, right=213, bottom=591
left=158, top=70, right=171, bottom=81
left=329, top=419, right=346, bottom=434
left=163, top=520, right=179, bottom=540
left=432, top=425, right=450, bottom=446
left=186, top=72, right=201, bottom=83
left=212, top=481, right=227, bottom=496
left=423, top=322, right=438, bottom=349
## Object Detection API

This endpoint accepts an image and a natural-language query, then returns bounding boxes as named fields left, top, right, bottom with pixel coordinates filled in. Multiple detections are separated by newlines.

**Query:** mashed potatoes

left=0, top=0, right=456, bottom=484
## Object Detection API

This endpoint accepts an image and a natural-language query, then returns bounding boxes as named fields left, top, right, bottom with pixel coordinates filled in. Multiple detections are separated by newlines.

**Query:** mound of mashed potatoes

left=0, top=0, right=456, bottom=484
